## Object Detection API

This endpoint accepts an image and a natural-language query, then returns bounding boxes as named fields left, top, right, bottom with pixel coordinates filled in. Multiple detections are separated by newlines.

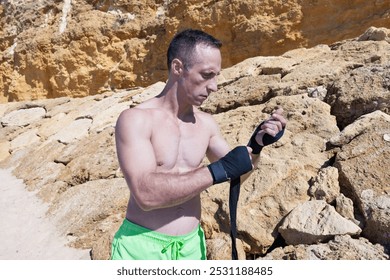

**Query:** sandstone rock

left=335, top=194, right=359, bottom=225
left=360, top=190, right=390, bottom=247
left=278, top=200, right=362, bottom=245
left=307, top=85, right=327, bottom=101
left=1, top=107, right=46, bottom=127
left=38, top=112, right=70, bottom=140
left=358, top=26, right=390, bottom=43
left=90, top=213, right=125, bottom=260
left=1, top=1, right=390, bottom=102
left=202, top=74, right=282, bottom=114
left=308, top=167, right=340, bottom=203
left=49, top=118, right=92, bottom=144
left=325, top=64, right=390, bottom=129
left=11, top=140, right=67, bottom=192
left=259, top=235, right=389, bottom=260
left=89, top=97, right=131, bottom=132
left=329, top=110, right=390, bottom=147
left=131, top=82, right=165, bottom=106
left=334, top=111, right=390, bottom=246
left=48, top=179, right=129, bottom=249
left=199, top=92, right=341, bottom=256
left=10, top=129, right=41, bottom=152
left=205, top=232, right=247, bottom=260
left=0, top=141, right=10, bottom=162
left=57, top=128, right=118, bottom=187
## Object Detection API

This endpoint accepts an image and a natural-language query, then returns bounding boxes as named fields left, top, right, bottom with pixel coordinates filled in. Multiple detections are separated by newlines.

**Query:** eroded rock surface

left=0, top=27, right=389, bottom=260
left=1, top=1, right=390, bottom=102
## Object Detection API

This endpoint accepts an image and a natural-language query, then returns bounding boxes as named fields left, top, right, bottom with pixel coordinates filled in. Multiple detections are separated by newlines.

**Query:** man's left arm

left=205, top=108, right=287, bottom=182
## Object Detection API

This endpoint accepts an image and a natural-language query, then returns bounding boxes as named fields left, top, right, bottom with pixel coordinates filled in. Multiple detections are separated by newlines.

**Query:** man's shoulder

left=120, top=99, right=161, bottom=117
left=118, top=107, right=150, bottom=119
left=116, top=107, right=155, bottom=130
left=194, top=108, right=217, bottom=124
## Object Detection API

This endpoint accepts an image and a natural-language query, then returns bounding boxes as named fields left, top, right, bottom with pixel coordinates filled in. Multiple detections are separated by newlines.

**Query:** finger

left=270, top=113, right=287, bottom=128
left=273, top=107, right=284, bottom=115
left=264, top=120, right=283, bottom=132
left=261, top=121, right=281, bottom=134
left=246, top=146, right=253, bottom=154
left=263, top=126, right=277, bottom=137
left=254, top=131, right=265, bottom=146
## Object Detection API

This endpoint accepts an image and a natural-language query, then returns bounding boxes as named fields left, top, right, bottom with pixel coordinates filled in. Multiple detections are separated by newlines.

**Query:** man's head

left=167, top=29, right=222, bottom=72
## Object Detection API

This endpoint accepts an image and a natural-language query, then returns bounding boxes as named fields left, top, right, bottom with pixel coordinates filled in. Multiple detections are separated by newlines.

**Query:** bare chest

left=151, top=118, right=210, bottom=171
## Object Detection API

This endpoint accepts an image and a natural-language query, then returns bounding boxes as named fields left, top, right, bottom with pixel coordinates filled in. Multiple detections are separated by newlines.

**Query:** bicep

left=206, top=118, right=230, bottom=163
left=115, top=109, right=156, bottom=187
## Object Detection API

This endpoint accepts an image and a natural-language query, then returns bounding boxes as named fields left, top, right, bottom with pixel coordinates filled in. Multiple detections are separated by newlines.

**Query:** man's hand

left=248, top=108, right=287, bottom=154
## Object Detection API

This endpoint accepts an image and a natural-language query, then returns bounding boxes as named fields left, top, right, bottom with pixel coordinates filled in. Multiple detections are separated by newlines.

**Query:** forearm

left=243, top=108, right=286, bottom=183
left=131, top=167, right=214, bottom=211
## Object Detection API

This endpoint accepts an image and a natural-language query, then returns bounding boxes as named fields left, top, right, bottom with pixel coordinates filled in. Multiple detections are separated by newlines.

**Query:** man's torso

left=126, top=100, right=214, bottom=235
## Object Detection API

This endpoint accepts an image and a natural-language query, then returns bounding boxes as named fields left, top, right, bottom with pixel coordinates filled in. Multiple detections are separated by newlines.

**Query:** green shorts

left=111, top=219, right=207, bottom=260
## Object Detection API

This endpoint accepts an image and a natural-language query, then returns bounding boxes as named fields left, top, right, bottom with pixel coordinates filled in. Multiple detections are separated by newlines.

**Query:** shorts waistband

left=122, top=218, right=200, bottom=243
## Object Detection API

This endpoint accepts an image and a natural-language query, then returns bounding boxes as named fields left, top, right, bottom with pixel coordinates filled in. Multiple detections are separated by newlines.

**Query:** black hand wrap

left=247, top=122, right=285, bottom=154
left=207, top=146, right=253, bottom=184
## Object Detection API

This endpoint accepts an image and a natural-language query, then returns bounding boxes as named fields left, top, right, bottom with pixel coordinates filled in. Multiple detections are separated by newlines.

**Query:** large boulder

left=278, top=200, right=362, bottom=245
left=332, top=111, right=390, bottom=246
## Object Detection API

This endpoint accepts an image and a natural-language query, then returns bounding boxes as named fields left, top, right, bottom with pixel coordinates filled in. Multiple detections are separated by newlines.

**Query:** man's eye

left=202, top=73, right=214, bottom=79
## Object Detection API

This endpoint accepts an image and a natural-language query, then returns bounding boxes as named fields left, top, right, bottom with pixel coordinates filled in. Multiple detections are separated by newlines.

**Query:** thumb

left=272, top=107, right=284, bottom=116
left=246, top=146, right=254, bottom=168
left=255, top=130, right=266, bottom=146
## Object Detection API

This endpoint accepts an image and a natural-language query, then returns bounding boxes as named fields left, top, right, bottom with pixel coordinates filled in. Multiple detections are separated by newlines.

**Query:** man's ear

left=171, top=58, right=184, bottom=76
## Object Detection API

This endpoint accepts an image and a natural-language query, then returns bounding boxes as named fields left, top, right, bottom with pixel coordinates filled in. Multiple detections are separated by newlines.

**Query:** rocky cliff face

left=0, top=27, right=389, bottom=260
left=1, top=0, right=390, bottom=102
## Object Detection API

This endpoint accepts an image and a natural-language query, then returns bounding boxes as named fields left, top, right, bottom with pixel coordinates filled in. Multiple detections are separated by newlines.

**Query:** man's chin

left=197, top=96, right=208, bottom=105
left=194, top=100, right=206, bottom=107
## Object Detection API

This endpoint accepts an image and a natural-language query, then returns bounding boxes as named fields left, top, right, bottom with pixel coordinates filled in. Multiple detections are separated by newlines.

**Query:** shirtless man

left=111, top=29, right=287, bottom=260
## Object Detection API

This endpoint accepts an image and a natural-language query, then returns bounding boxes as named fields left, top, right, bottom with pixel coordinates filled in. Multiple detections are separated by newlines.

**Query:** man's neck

left=157, top=81, right=194, bottom=121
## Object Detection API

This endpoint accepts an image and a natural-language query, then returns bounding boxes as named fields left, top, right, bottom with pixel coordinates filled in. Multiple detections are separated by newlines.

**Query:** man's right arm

left=115, top=109, right=253, bottom=211
left=115, top=108, right=216, bottom=211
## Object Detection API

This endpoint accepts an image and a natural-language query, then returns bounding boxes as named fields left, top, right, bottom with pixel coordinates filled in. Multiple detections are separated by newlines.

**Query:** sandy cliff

left=1, top=0, right=390, bottom=102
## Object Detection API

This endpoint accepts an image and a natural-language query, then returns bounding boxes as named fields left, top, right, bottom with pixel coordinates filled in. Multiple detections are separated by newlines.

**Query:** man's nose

left=207, top=77, right=218, bottom=93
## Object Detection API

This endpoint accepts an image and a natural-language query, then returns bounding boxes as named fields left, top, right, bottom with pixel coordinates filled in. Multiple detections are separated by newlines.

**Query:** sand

left=0, top=168, right=90, bottom=260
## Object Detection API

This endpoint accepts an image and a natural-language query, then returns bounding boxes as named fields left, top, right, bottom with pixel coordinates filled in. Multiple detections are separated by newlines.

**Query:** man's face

left=178, top=44, right=222, bottom=106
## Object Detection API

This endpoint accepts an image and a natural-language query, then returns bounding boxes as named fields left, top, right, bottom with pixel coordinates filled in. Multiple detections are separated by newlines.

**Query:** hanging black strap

left=229, top=177, right=241, bottom=260
left=228, top=120, right=285, bottom=259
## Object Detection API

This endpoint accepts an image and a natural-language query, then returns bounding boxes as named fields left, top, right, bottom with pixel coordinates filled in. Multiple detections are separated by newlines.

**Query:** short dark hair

left=167, top=29, right=222, bottom=71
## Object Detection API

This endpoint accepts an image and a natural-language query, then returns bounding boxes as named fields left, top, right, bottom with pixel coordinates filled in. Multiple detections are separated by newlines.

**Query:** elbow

left=125, top=177, right=158, bottom=211
left=136, top=199, right=157, bottom=212
left=128, top=175, right=167, bottom=211
left=132, top=189, right=159, bottom=211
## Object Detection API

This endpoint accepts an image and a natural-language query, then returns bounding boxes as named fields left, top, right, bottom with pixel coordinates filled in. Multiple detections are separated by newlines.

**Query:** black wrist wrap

left=247, top=123, right=264, bottom=154
left=247, top=122, right=285, bottom=154
left=207, top=161, right=228, bottom=184
left=207, top=146, right=252, bottom=184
